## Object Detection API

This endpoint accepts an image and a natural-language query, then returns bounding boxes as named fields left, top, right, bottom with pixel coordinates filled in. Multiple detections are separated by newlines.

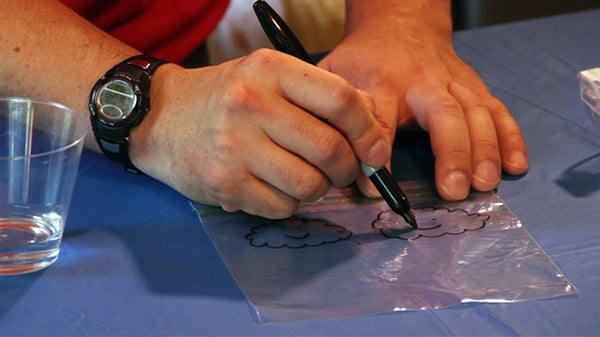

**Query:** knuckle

left=504, top=129, right=524, bottom=143
left=204, top=169, right=240, bottom=201
left=313, top=132, right=346, bottom=160
left=436, top=99, right=463, bottom=116
left=407, top=62, right=437, bottom=83
left=220, top=82, right=259, bottom=114
left=369, top=63, right=398, bottom=82
left=486, top=96, right=509, bottom=115
left=210, top=131, right=241, bottom=156
left=473, top=137, right=499, bottom=152
left=326, top=81, right=358, bottom=119
left=443, top=147, right=471, bottom=164
left=243, top=48, right=280, bottom=69
left=291, top=171, right=327, bottom=201
left=248, top=199, right=299, bottom=220
left=329, top=80, right=355, bottom=106
left=467, top=101, right=489, bottom=113
left=427, top=99, right=464, bottom=125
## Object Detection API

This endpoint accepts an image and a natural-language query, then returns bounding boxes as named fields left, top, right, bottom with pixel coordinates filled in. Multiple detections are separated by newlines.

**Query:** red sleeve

left=61, top=0, right=230, bottom=63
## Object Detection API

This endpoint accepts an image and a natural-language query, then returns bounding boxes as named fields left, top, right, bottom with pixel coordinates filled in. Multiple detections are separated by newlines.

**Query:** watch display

left=95, top=79, right=138, bottom=122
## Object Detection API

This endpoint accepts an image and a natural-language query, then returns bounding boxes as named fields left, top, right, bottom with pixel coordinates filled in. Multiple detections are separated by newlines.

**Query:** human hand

left=319, top=7, right=528, bottom=201
left=129, top=49, right=393, bottom=218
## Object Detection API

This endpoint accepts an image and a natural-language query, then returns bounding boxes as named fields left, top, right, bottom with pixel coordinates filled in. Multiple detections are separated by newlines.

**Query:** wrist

left=128, top=62, right=182, bottom=181
left=345, top=0, right=453, bottom=40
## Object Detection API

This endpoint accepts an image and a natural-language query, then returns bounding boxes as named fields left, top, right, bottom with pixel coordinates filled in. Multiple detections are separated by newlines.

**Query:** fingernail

left=369, top=138, right=390, bottom=165
left=441, top=170, right=470, bottom=200
left=508, top=151, right=528, bottom=171
left=473, top=160, right=500, bottom=187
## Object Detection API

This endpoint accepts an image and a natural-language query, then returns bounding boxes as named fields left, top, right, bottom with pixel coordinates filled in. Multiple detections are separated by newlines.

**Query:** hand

left=319, top=9, right=528, bottom=201
left=129, top=49, right=393, bottom=218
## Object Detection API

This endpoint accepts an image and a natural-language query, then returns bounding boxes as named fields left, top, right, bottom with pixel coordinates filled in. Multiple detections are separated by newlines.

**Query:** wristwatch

left=89, top=54, right=167, bottom=173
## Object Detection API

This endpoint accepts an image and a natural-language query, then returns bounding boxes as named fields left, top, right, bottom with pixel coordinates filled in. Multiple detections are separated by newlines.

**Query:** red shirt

left=61, top=0, right=230, bottom=63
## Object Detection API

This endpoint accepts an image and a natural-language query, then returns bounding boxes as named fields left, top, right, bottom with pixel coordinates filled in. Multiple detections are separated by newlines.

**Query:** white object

left=579, top=67, right=600, bottom=128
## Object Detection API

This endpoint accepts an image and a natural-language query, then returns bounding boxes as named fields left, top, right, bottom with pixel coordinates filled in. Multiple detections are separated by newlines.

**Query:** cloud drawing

left=245, top=216, right=352, bottom=248
left=372, top=206, right=489, bottom=240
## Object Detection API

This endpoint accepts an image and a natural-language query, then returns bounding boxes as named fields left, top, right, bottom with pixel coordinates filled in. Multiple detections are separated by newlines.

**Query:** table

left=2, top=9, right=599, bottom=336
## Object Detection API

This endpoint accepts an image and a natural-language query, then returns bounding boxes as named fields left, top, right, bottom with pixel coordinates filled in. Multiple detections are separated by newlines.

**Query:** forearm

left=0, top=0, right=139, bottom=149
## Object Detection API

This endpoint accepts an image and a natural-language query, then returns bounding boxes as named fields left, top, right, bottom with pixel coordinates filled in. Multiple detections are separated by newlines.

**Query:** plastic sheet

left=193, top=181, right=576, bottom=323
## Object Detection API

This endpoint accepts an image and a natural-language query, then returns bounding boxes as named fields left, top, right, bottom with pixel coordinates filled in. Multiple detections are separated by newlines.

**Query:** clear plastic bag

left=193, top=181, right=576, bottom=323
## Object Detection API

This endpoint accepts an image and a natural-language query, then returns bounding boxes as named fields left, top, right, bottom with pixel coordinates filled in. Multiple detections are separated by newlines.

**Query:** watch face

left=95, top=79, right=137, bottom=123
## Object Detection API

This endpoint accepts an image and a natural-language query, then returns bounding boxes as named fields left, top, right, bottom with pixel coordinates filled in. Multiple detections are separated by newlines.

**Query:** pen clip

left=252, top=0, right=314, bottom=64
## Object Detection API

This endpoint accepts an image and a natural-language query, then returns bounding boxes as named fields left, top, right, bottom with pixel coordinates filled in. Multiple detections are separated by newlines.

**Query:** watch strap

left=116, top=54, right=167, bottom=77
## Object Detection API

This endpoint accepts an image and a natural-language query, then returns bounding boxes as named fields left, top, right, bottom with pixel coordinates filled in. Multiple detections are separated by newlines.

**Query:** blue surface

left=1, top=9, right=600, bottom=336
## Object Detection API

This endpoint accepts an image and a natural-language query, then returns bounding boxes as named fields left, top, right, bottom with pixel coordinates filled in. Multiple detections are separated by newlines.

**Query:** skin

left=0, top=0, right=528, bottom=219
left=132, top=53, right=392, bottom=218
left=321, top=0, right=529, bottom=200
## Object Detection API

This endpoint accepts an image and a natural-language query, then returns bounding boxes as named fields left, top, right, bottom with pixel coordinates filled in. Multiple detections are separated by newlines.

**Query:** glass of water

left=0, top=97, right=88, bottom=275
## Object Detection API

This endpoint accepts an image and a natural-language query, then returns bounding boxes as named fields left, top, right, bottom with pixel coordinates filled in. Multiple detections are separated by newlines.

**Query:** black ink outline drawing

left=244, top=207, right=489, bottom=248
left=372, top=206, right=490, bottom=240
left=245, top=216, right=352, bottom=249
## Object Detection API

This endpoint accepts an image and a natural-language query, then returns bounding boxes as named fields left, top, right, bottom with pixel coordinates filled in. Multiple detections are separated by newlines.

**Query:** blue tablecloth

left=1, top=9, right=599, bottom=336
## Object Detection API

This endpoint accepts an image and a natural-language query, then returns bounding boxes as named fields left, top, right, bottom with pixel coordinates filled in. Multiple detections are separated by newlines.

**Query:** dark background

left=453, top=0, right=600, bottom=30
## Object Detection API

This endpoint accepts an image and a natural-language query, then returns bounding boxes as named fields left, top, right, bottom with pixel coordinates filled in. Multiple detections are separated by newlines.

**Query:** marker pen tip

left=401, top=210, right=418, bottom=229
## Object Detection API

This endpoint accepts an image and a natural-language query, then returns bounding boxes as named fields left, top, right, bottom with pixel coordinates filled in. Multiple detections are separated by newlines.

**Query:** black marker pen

left=253, top=0, right=417, bottom=229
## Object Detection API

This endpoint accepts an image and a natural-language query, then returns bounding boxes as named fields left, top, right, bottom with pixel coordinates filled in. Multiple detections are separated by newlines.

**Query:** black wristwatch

left=89, top=54, right=167, bottom=173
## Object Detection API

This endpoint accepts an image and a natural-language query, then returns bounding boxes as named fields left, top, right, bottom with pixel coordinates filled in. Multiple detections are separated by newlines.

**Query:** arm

left=320, top=0, right=529, bottom=200
left=0, top=0, right=138, bottom=150
left=1, top=0, right=391, bottom=219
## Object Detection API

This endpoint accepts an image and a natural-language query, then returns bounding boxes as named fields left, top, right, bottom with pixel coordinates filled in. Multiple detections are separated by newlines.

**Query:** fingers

left=449, top=82, right=501, bottom=192
left=255, top=50, right=392, bottom=169
left=254, top=94, right=359, bottom=188
left=407, top=85, right=472, bottom=200
left=353, top=87, right=400, bottom=198
left=485, top=97, right=529, bottom=176
left=450, top=81, right=528, bottom=178
left=242, top=106, right=350, bottom=200
left=205, top=169, right=303, bottom=220
left=218, top=77, right=360, bottom=189
left=185, top=49, right=394, bottom=218
left=407, top=81, right=528, bottom=201
left=182, top=131, right=330, bottom=219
